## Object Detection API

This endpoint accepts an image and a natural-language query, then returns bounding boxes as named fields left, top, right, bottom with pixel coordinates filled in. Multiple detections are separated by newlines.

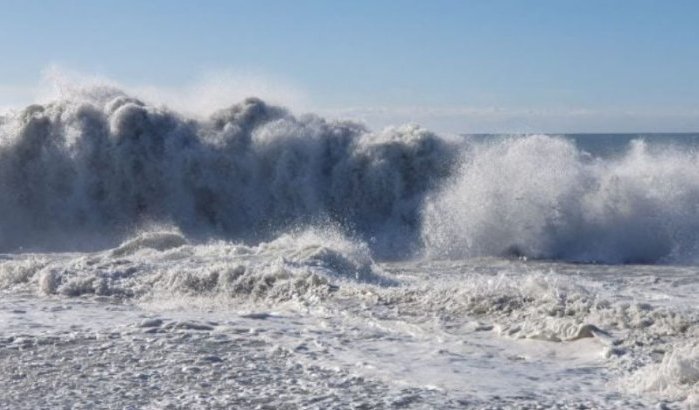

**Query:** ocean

left=1, top=90, right=699, bottom=408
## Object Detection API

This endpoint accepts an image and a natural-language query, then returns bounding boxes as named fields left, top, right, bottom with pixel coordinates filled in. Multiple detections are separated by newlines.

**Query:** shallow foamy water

left=2, top=235, right=698, bottom=409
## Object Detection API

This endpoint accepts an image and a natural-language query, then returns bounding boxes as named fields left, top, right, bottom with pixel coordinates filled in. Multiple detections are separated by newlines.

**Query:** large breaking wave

left=1, top=87, right=699, bottom=264
left=0, top=88, right=455, bottom=257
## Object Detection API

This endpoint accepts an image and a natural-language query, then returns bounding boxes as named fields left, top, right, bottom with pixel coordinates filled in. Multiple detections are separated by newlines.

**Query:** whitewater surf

left=2, top=88, right=699, bottom=408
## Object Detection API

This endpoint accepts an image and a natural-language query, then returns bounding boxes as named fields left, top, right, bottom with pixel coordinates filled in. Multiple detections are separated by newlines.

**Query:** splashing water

left=3, top=87, right=699, bottom=408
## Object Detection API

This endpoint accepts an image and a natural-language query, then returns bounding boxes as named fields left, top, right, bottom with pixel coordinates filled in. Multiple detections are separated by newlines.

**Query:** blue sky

left=1, top=0, right=698, bottom=133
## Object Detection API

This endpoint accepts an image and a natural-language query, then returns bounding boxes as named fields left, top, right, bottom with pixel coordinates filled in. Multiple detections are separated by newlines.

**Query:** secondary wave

left=423, top=135, right=699, bottom=263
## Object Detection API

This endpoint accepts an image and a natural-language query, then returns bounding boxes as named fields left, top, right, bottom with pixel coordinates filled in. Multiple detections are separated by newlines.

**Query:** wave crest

left=0, top=91, right=455, bottom=256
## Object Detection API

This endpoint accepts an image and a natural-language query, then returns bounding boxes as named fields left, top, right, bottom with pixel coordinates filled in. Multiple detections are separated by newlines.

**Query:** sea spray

left=3, top=88, right=699, bottom=263
left=423, top=135, right=699, bottom=263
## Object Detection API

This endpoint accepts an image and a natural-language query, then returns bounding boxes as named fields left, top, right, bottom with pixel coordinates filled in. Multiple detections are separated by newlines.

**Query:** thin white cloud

left=128, top=69, right=311, bottom=118
left=36, top=65, right=311, bottom=117
left=0, top=64, right=310, bottom=118
left=1, top=65, right=698, bottom=133
left=0, top=84, right=37, bottom=114
left=318, top=105, right=699, bottom=134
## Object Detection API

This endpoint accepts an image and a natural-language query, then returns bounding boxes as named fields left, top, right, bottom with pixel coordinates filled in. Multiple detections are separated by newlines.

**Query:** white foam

left=624, top=341, right=699, bottom=404
left=0, top=228, right=388, bottom=307
left=423, top=135, right=699, bottom=263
